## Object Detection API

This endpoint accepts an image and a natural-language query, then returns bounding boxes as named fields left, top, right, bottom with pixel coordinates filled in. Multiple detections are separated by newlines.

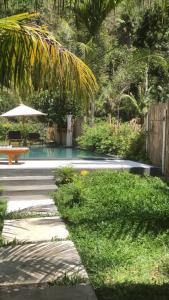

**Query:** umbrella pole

left=21, top=116, right=27, bottom=146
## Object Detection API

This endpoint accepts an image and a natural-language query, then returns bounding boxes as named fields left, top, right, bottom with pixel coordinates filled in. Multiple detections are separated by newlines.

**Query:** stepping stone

left=2, top=217, right=69, bottom=243
left=3, top=184, right=56, bottom=196
left=6, top=198, right=57, bottom=216
left=6, top=194, right=53, bottom=201
left=0, top=284, right=97, bottom=300
left=0, top=241, right=88, bottom=286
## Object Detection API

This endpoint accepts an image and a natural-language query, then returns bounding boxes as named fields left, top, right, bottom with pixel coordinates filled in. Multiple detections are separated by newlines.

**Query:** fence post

left=145, top=113, right=149, bottom=155
left=162, top=109, right=167, bottom=174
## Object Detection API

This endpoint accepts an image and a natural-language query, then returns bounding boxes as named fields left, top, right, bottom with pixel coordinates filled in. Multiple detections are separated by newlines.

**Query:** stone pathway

left=0, top=174, right=97, bottom=300
left=0, top=284, right=96, bottom=300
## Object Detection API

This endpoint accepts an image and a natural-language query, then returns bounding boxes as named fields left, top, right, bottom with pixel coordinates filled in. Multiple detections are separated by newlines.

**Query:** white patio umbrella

left=1, top=103, right=46, bottom=117
left=0, top=104, right=47, bottom=145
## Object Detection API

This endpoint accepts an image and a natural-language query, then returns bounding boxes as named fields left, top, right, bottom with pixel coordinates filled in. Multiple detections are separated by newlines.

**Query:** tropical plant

left=77, top=120, right=146, bottom=160
left=120, top=89, right=152, bottom=119
left=72, top=0, right=123, bottom=37
left=54, top=166, right=75, bottom=186
left=0, top=12, right=98, bottom=99
left=96, top=45, right=168, bottom=120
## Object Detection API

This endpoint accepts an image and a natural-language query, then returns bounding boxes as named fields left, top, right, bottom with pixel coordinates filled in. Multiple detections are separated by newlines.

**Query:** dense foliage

left=0, top=120, right=46, bottom=142
left=54, top=166, right=75, bottom=185
left=28, top=90, right=84, bottom=127
left=53, top=170, right=169, bottom=300
left=0, top=0, right=169, bottom=122
left=78, top=120, right=146, bottom=160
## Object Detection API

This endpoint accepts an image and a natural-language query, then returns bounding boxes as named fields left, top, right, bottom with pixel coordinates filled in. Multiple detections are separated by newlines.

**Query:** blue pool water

left=17, top=146, right=106, bottom=160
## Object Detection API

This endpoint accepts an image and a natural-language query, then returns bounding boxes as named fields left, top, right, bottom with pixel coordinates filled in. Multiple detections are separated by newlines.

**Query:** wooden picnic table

left=0, top=147, right=29, bottom=165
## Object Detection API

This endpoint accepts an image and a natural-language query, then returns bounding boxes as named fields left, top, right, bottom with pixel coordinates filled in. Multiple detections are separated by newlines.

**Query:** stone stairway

left=1, top=173, right=56, bottom=196
left=0, top=169, right=97, bottom=300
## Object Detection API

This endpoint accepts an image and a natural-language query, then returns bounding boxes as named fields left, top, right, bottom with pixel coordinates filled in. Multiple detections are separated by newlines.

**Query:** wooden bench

left=0, top=147, right=29, bottom=165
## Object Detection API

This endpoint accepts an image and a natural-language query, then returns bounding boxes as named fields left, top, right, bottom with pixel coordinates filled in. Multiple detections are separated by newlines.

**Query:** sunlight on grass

left=53, top=171, right=169, bottom=300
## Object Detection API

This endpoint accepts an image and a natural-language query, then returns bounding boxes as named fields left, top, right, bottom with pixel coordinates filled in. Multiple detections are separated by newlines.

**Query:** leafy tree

left=134, top=3, right=169, bottom=50
left=28, top=89, right=85, bottom=127
left=0, top=90, right=18, bottom=113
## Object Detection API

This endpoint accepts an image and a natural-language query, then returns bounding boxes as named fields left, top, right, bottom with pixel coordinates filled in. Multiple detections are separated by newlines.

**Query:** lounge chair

left=8, top=131, right=22, bottom=145
left=28, top=132, right=44, bottom=145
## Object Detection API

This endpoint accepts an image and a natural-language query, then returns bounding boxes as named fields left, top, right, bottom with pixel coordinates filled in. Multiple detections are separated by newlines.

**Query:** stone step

left=6, top=198, right=57, bottom=215
left=3, top=184, right=56, bottom=196
left=0, top=241, right=88, bottom=286
left=0, top=175, right=55, bottom=186
left=0, top=168, right=55, bottom=177
left=2, top=216, right=69, bottom=243
left=0, top=284, right=97, bottom=300
left=1, top=194, right=55, bottom=201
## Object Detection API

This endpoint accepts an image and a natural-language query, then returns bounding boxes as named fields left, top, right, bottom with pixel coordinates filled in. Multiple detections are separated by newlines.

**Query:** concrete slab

left=6, top=194, right=54, bottom=201
left=4, top=185, right=56, bottom=192
left=0, top=284, right=97, bottom=300
left=6, top=198, right=57, bottom=215
left=0, top=175, right=55, bottom=186
left=0, top=159, right=161, bottom=178
left=0, top=158, right=160, bottom=172
left=2, top=216, right=69, bottom=243
left=3, top=185, right=56, bottom=197
left=0, top=241, right=88, bottom=286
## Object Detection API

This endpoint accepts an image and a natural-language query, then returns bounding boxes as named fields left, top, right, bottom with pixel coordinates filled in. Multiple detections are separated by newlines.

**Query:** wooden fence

left=146, top=101, right=169, bottom=175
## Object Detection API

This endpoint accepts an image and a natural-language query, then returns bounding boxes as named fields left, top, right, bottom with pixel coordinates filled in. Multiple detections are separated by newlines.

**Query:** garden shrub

left=54, top=183, right=83, bottom=208
left=53, top=171, right=169, bottom=300
left=54, top=167, right=75, bottom=186
left=54, top=171, right=169, bottom=225
left=77, top=120, right=146, bottom=161
left=0, top=120, right=11, bottom=140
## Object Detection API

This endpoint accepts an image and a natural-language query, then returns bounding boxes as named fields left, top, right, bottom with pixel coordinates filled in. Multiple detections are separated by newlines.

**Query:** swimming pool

left=17, top=146, right=106, bottom=160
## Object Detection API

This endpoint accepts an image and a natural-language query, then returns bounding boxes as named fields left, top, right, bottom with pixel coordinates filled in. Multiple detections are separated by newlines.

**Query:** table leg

left=8, top=154, right=13, bottom=165
left=14, top=155, right=19, bottom=163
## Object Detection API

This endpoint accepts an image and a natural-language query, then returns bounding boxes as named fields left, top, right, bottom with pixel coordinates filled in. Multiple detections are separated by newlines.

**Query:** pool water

left=18, top=146, right=106, bottom=160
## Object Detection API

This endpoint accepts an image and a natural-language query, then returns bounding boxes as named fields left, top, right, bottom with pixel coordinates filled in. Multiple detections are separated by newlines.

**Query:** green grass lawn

left=0, top=193, right=6, bottom=246
left=53, top=171, right=169, bottom=300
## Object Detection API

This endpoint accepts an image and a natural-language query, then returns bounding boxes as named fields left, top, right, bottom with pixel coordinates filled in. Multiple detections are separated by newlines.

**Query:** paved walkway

left=0, top=284, right=96, bottom=300
left=0, top=176, right=97, bottom=299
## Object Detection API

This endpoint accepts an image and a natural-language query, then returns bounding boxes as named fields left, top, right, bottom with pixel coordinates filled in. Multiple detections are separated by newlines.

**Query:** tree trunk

left=89, top=100, right=95, bottom=126
left=145, top=64, right=149, bottom=94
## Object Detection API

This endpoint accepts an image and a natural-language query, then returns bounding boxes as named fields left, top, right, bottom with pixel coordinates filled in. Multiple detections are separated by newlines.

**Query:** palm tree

left=72, top=0, right=123, bottom=37
left=0, top=12, right=98, bottom=99
left=120, top=88, right=153, bottom=120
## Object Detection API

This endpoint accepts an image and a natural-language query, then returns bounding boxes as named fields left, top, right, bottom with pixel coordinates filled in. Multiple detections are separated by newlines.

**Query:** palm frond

left=0, top=12, right=98, bottom=99
left=77, top=41, right=93, bottom=60
left=120, top=93, right=141, bottom=114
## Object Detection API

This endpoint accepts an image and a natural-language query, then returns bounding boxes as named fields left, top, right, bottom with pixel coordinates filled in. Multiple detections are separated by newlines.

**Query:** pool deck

left=0, top=159, right=161, bottom=176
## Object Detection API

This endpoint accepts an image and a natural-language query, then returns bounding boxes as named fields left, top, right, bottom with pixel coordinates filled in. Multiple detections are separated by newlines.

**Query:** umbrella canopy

left=1, top=104, right=46, bottom=117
